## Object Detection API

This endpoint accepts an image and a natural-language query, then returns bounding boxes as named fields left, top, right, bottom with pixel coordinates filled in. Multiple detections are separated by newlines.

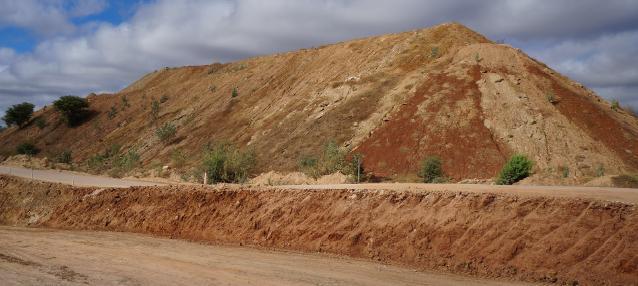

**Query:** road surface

left=0, top=226, right=532, bottom=286
left=0, top=165, right=164, bottom=187
left=1, top=164, right=636, bottom=203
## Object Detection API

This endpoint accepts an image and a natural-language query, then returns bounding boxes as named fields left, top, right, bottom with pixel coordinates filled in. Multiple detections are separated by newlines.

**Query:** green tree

left=53, top=96, right=89, bottom=126
left=231, top=87, right=239, bottom=98
left=3, top=102, right=35, bottom=127
left=496, top=154, right=534, bottom=185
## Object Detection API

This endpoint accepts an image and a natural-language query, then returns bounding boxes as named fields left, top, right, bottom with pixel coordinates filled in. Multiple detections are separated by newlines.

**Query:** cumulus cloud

left=0, top=0, right=637, bottom=117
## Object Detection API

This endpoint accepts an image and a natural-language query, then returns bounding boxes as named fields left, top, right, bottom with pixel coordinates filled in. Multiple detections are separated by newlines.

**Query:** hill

left=1, top=22, right=637, bottom=182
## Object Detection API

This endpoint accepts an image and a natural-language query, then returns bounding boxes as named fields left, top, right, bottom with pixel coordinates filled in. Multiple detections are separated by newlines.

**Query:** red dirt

left=1, top=175, right=637, bottom=285
left=356, top=65, right=507, bottom=179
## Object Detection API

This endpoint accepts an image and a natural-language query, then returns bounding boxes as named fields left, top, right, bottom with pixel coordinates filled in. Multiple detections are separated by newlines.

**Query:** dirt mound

left=250, top=171, right=351, bottom=185
left=1, top=175, right=636, bottom=285
left=249, top=171, right=315, bottom=185
left=2, top=155, right=50, bottom=169
left=1, top=22, right=636, bottom=183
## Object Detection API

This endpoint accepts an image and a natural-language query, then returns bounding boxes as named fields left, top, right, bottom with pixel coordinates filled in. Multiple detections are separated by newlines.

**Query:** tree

left=53, top=96, right=89, bottom=126
left=3, top=102, right=34, bottom=127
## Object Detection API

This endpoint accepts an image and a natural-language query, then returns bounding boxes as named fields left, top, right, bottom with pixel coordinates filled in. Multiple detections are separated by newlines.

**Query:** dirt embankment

left=1, top=175, right=637, bottom=285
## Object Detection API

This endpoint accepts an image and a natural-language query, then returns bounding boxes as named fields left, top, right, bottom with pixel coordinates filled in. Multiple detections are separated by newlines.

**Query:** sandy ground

left=0, top=165, right=164, bottom=187
left=0, top=226, right=533, bottom=286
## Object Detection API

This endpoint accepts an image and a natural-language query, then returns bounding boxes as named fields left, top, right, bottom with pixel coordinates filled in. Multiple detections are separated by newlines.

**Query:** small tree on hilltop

left=53, top=96, right=89, bottom=126
left=3, top=102, right=35, bottom=128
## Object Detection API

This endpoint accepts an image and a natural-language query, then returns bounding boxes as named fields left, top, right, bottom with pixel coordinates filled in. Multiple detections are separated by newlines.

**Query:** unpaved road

left=2, top=164, right=636, bottom=204
left=0, top=165, right=164, bottom=187
left=0, top=226, right=532, bottom=286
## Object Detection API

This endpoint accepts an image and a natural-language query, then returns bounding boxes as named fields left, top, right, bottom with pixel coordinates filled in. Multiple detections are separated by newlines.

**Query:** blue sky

left=1, top=0, right=637, bottom=124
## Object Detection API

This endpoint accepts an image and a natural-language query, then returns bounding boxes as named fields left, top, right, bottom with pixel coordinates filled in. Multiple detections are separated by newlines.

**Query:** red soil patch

left=356, top=65, right=507, bottom=180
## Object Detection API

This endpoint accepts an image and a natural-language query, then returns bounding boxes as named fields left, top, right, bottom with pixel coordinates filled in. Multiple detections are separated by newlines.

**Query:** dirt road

left=1, top=164, right=636, bottom=204
left=0, top=165, right=163, bottom=187
left=0, top=226, right=532, bottom=286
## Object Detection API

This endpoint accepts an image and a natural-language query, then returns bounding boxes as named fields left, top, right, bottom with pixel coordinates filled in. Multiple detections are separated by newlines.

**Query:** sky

left=1, top=0, right=637, bottom=123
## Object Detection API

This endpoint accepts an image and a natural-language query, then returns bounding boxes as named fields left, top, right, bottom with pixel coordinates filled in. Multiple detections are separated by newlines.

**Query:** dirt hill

left=1, top=22, right=637, bottom=181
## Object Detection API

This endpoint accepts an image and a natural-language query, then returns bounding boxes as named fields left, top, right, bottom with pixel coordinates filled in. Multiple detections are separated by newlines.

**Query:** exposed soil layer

left=1, top=175, right=636, bottom=285
left=356, top=65, right=507, bottom=179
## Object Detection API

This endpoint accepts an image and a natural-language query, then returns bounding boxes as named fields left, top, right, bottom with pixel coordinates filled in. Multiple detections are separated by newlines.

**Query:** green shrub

left=418, top=156, right=444, bottom=183
left=430, top=47, right=439, bottom=58
left=108, top=105, right=118, bottom=119
left=3, top=102, right=34, bottom=128
left=113, top=149, right=140, bottom=173
left=298, top=140, right=365, bottom=180
left=560, top=166, right=570, bottom=178
left=56, top=150, right=72, bottom=164
left=35, top=117, right=46, bottom=129
left=16, top=143, right=39, bottom=155
left=201, top=142, right=255, bottom=184
left=86, top=145, right=138, bottom=176
left=150, top=100, right=160, bottom=122
left=156, top=122, right=177, bottom=143
left=298, top=155, right=318, bottom=174
left=595, top=164, right=605, bottom=177
left=231, top=87, right=239, bottom=98
left=53, top=96, right=89, bottom=126
left=546, top=93, right=557, bottom=104
left=121, top=95, right=130, bottom=110
left=611, top=99, right=620, bottom=111
left=496, top=154, right=533, bottom=185
left=171, top=149, right=187, bottom=169
left=87, top=154, right=107, bottom=172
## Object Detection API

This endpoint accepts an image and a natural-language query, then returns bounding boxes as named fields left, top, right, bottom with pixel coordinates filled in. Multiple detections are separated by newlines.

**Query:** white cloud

left=0, top=0, right=637, bottom=117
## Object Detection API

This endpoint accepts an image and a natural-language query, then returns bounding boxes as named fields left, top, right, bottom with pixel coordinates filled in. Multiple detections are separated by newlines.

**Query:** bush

left=3, top=102, right=34, bottom=127
left=121, top=95, right=130, bottom=109
left=87, top=154, right=107, bottom=172
left=53, top=96, right=89, bottom=126
left=150, top=100, right=160, bottom=122
left=418, top=156, right=444, bottom=183
left=86, top=145, right=139, bottom=176
left=171, top=149, right=187, bottom=169
left=546, top=93, right=557, bottom=104
left=113, top=149, right=140, bottom=173
left=34, top=117, right=46, bottom=129
left=156, top=122, right=177, bottom=143
left=231, top=88, right=239, bottom=98
left=16, top=143, right=39, bottom=155
left=611, top=99, right=620, bottom=111
left=496, top=154, right=533, bottom=185
left=595, top=164, right=605, bottom=177
left=298, top=140, right=364, bottom=180
left=107, top=105, right=117, bottom=119
left=56, top=150, right=72, bottom=164
left=201, top=142, right=255, bottom=184
left=559, top=165, right=570, bottom=178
